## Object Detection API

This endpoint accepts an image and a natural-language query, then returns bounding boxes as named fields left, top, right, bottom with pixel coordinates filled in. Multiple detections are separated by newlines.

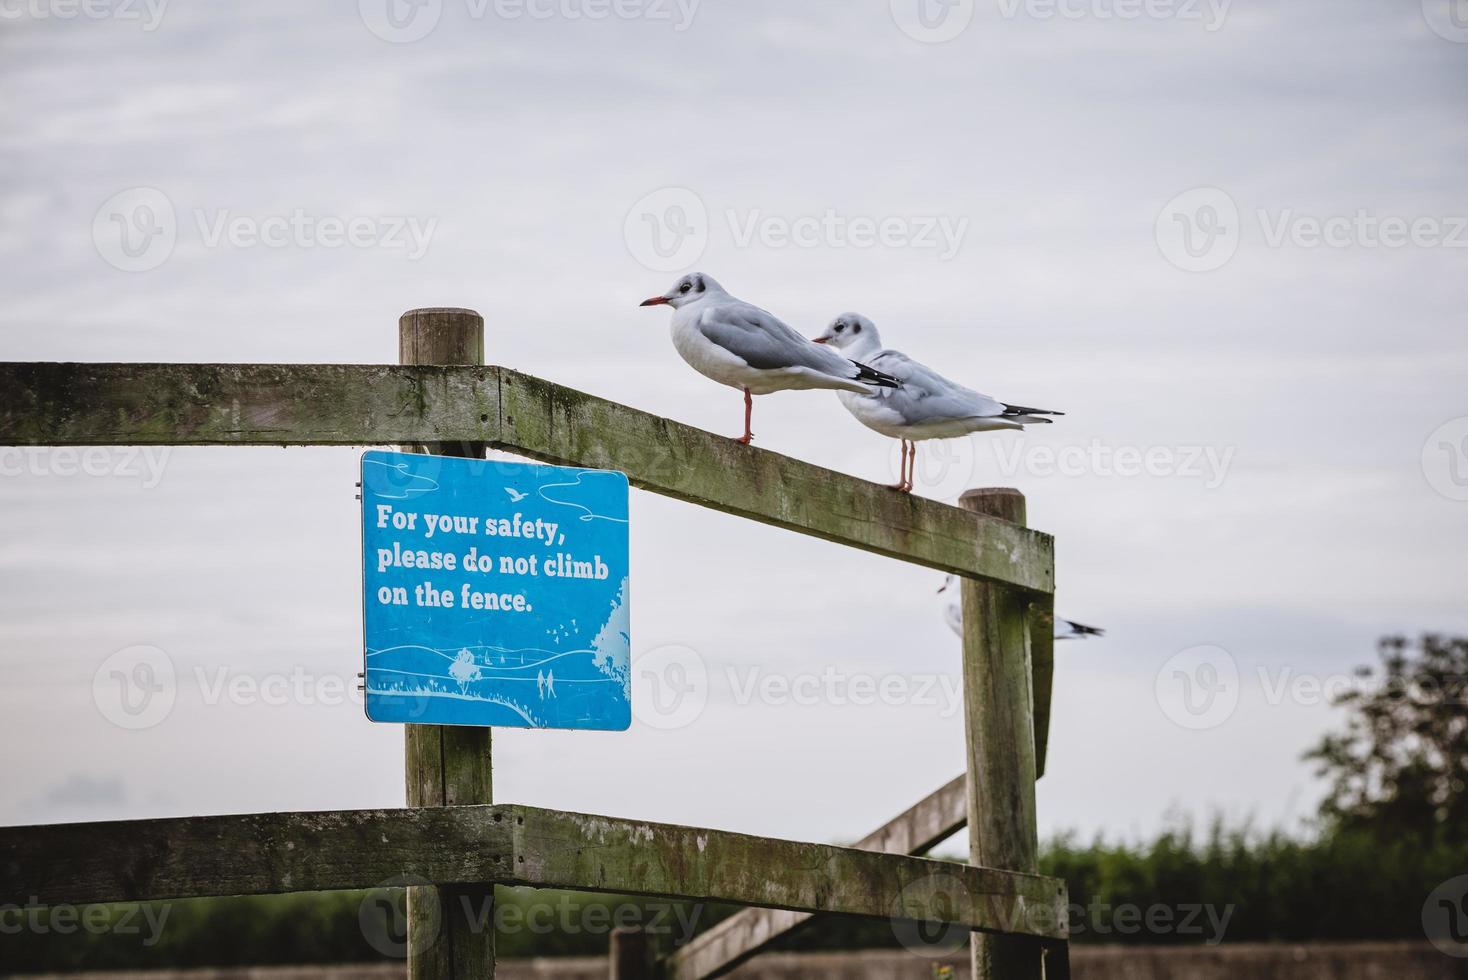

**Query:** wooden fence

left=0, top=308, right=1068, bottom=979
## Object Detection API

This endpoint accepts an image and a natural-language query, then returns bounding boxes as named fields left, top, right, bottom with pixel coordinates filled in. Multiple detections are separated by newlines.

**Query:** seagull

left=811, top=313, right=1062, bottom=492
left=938, top=575, right=1104, bottom=640
left=504, top=487, right=528, bottom=503
left=640, top=274, right=900, bottom=445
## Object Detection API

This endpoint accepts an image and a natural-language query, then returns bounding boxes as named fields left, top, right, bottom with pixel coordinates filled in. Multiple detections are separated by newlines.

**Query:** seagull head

left=639, top=272, right=726, bottom=310
left=812, top=313, right=880, bottom=357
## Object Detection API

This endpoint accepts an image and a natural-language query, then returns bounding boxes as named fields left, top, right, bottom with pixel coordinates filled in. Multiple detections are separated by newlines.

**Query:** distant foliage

left=1304, top=634, right=1468, bottom=842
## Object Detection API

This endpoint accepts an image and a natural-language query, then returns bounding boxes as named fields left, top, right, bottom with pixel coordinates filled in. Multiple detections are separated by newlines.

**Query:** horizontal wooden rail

left=667, top=774, right=968, bottom=980
left=0, top=362, right=1054, bottom=594
left=0, top=804, right=1068, bottom=941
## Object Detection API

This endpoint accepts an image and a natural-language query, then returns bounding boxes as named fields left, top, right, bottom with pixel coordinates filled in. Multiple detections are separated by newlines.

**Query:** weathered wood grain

left=959, top=490, right=1043, bottom=980
left=665, top=775, right=969, bottom=980
left=501, top=805, right=1065, bottom=941
left=398, top=307, right=497, bottom=980
left=0, top=362, right=1055, bottom=593
left=0, top=805, right=1068, bottom=942
left=0, top=807, right=515, bottom=907
left=495, top=367, right=1054, bottom=594
left=0, top=362, right=501, bottom=446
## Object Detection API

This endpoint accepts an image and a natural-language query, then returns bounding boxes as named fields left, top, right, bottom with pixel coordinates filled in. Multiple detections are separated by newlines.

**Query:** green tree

left=1304, top=633, right=1468, bottom=842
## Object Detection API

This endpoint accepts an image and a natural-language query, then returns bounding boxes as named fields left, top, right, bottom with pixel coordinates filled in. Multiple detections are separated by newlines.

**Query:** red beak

left=640, top=296, right=670, bottom=307
left=811, top=336, right=829, bottom=344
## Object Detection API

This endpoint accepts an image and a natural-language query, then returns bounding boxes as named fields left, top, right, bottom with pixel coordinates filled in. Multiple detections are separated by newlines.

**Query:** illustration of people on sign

left=536, top=670, right=545, bottom=699
left=546, top=669, right=557, bottom=698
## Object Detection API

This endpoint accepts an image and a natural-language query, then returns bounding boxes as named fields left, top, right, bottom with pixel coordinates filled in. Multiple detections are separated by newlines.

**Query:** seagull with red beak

left=640, top=273, right=899, bottom=445
left=811, top=313, right=1063, bottom=492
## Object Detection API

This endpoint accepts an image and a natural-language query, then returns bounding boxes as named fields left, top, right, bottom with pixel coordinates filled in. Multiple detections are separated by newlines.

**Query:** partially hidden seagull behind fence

left=811, top=313, right=1062, bottom=492
left=938, top=575, right=1104, bottom=640
left=640, top=274, right=900, bottom=445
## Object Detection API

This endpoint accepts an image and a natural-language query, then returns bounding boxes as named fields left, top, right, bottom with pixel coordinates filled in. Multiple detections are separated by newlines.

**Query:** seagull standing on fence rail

left=811, top=313, right=1063, bottom=492
left=938, top=575, right=1105, bottom=640
left=639, top=273, right=901, bottom=445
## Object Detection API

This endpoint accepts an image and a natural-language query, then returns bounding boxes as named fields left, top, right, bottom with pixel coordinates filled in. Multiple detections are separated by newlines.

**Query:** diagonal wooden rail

left=0, top=804, right=1068, bottom=942
left=0, top=362, right=1053, bottom=595
left=666, top=775, right=967, bottom=980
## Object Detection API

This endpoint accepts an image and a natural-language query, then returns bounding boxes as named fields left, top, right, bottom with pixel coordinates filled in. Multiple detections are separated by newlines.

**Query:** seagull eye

left=679, top=282, right=692, bottom=293
left=834, top=323, right=845, bottom=332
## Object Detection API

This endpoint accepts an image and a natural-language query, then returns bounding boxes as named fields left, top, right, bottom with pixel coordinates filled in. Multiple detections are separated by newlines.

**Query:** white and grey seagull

left=640, top=274, right=900, bottom=445
left=811, top=313, right=1062, bottom=492
left=937, top=576, right=1104, bottom=640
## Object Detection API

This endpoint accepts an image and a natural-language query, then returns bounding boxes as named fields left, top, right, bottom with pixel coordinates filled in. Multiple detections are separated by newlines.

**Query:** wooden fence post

left=609, top=926, right=653, bottom=980
left=400, top=307, right=496, bottom=980
left=958, top=488, right=1041, bottom=980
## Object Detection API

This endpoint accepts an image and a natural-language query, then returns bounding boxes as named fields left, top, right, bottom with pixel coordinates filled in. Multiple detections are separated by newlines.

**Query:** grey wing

left=698, top=303, right=859, bottom=377
left=866, top=350, right=1006, bottom=424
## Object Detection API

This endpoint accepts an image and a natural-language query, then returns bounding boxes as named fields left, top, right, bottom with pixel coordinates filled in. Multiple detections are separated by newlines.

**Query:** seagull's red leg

left=904, top=441, right=917, bottom=492
left=736, top=388, right=754, bottom=445
left=889, top=439, right=908, bottom=490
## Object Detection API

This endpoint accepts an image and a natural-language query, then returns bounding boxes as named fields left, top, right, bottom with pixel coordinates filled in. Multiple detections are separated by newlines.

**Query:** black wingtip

left=1001, top=403, right=1064, bottom=418
left=854, top=361, right=902, bottom=389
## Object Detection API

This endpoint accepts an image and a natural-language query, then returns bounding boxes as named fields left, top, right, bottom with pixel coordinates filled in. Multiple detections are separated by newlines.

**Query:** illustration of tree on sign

left=449, top=649, right=481, bottom=692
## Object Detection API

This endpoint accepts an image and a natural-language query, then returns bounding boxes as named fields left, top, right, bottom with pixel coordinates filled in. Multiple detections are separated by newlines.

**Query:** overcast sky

left=1, top=0, right=1465, bottom=851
